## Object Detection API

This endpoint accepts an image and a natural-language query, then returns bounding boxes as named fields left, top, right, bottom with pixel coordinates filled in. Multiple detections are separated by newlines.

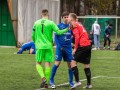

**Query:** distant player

left=17, top=41, right=35, bottom=54
left=103, top=24, right=113, bottom=49
left=32, top=9, right=69, bottom=89
left=49, top=12, right=74, bottom=89
left=68, top=13, right=92, bottom=89
left=92, top=21, right=101, bottom=50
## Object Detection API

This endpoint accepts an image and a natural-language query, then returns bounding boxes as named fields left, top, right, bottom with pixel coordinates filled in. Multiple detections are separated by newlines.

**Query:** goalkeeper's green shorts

left=36, top=49, right=54, bottom=62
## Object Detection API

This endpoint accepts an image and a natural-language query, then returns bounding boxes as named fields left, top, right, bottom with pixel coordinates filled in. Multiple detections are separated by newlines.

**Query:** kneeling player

left=68, top=13, right=92, bottom=89
left=17, top=41, right=35, bottom=54
left=49, top=12, right=74, bottom=89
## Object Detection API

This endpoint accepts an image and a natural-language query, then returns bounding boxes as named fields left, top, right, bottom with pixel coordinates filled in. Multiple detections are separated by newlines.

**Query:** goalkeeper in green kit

left=32, top=9, right=69, bottom=89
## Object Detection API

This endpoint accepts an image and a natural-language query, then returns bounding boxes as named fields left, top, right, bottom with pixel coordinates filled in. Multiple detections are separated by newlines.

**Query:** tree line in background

left=60, top=0, right=120, bottom=37
left=61, top=0, right=120, bottom=15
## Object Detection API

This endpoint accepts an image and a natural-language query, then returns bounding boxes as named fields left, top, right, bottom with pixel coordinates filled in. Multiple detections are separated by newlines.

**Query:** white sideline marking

left=99, top=76, right=120, bottom=79
left=55, top=76, right=101, bottom=87
left=35, top=76, right=101, bottom=90
left=35, top=76, right=120, bottom=90
left=55, top=76, right=120, bottom=87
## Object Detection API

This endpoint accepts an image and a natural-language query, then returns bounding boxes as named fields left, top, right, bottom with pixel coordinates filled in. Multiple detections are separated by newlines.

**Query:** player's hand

left=106, top=35, right=109, bottom=37
left=68, top=24, right=73, bottom=30
left=68, top=22, right=77, bottom=30
left=71, top=22, right=77, bottom=28
left=72, top=48, right=76, bottom=55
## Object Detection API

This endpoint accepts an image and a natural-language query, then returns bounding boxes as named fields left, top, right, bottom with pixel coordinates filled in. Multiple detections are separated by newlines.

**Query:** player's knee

left=84, top=64, right=90, bottom=68
left=67, top=62, right=71, bottom=68
left=36, top=62, right=41, bottom=65
left=71, top=60, right=77, bottom=68
left=44, top=62, right=50, bottom=67
left=55, top=61, right=60, bottom=67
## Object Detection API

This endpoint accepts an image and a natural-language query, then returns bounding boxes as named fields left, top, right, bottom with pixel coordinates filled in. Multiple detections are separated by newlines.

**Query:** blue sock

left=68, top=69, right=73, bottom=85
left=50, top=64, right=58, bottom=81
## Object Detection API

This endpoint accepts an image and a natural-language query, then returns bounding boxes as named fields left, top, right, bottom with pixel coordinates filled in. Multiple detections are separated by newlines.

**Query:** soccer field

left=0, top=48, right=120, bottom=90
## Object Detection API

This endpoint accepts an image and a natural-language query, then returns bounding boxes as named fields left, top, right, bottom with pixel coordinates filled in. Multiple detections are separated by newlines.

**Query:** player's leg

left=35, top=49, right=46, bottom=88
left=82, top=46, right=92, bottom=89
left=71, top=60, right=81, bottom=88
left=44, top=62, right=50, bottom=88
left=63, top=48, right=74, bottom=88
left=97, top=35, right=100, bottom=49
left=83, top=64, right=92, bottom=89
left=71, top=47, right=81, bottom=84
left=108, top=37, right=111, bottom=49
left=49, top=48, right=62, bottom=88
left=50, top=61, right=61, bottom=82
left=67, top=62, right=74, bottom=88
left=93, top=34, right=97, bottom=50
left=44, top=49, right=54, bottom=87
left=103, top=37, right=107, bottom=49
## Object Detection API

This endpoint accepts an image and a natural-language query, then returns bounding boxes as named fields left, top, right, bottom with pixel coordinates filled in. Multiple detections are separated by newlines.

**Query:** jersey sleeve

left=73, top=28, right=80, bottom=49
left=104, top=28, right=108, bottom=35
left=52, top=22, right=68, bottom=35
left=54, top=33, right=61, bottom=48
left=32, top=23, right=36, bottom=43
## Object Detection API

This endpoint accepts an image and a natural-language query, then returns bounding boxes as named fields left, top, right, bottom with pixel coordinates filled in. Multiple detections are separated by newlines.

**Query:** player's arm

left=30, top=44, right=35, bottom=54
left=17, top=47, right=24, bottom=54
left=52, top=22, right=68, bottom=35
left=54, top=33, right=61, bottom=48
left=91, top=24, right=94, bottom=32
left=104, top=28, right=108, bottom=36
left=72, top=28, right=80, bottom=55
left=72, top=28, right=80, bottom=50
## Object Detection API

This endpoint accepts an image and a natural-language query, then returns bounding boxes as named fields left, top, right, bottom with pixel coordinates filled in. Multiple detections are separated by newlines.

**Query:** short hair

left=69, top=13, right=77, bottom=20
left=62, top=12, right=69, bottom=18
left=109, top=24, right=113, bottom=26
left=42, top=9, right=49, bottom=16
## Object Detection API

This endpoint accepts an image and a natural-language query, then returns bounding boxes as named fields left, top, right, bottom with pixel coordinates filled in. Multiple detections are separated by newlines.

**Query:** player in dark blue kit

left=103, top=24, right=113, bottom=49
left=17, top=41, right=35, bottom=54
left=49, top=12, right=74, bottom=89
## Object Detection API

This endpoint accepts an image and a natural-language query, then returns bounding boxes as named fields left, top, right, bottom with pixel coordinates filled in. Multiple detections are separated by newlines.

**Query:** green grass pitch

left=0, top=48, right=120, bottom=90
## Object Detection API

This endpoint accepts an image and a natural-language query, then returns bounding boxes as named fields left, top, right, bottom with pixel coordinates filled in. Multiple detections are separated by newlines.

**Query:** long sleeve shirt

left=72, top=22, right=90, bottom=49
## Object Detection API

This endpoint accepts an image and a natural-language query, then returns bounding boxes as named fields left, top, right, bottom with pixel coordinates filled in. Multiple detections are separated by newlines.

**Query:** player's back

left=33, top=18, right=55, bottom=49
left=22, top=42, right=34, bottom=50
left=92, top=23, right=100, bottom=35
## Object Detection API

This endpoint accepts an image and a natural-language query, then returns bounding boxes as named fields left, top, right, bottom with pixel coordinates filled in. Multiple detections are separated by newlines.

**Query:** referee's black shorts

left=74, top=45, right=91, bottom=64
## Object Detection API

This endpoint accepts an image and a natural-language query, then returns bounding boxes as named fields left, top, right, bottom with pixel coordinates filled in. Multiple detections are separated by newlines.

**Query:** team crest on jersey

left=55, top=55, right=58, bottom=59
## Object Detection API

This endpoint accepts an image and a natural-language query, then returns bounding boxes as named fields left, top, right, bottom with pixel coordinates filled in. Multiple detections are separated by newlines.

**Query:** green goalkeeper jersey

left=32, top=18, right=68, bottom=49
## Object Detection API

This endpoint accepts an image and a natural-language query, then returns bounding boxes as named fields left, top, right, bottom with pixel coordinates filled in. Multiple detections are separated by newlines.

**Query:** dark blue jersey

left=55, top=22, right=72, bottom=48
left=17, top=42, right=35, bottom=54
left=104, top=27, right=112, bottom=38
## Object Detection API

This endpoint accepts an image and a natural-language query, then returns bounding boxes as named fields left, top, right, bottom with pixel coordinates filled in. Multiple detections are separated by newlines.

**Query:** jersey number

left=41, top=20, right=46, bottom=34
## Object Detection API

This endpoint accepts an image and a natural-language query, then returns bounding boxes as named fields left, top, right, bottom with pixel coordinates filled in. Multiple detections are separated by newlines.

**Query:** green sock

left=45, top=67, right=51, bottom=84
left=36, top=64, right=45, bottom=79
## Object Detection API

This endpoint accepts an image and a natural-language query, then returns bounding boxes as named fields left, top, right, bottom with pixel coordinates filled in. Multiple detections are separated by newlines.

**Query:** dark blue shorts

left=55, top=47, right=73, bottom=62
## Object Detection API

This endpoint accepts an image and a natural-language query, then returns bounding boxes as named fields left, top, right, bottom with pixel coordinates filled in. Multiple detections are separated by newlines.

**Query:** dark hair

left=42, top=9, right=49, bottom=16
left=69, top=13, right=77, bottom=20
left=62, top=12, right=69, bottom=18
left=109, top=24, right=113, bottom=26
